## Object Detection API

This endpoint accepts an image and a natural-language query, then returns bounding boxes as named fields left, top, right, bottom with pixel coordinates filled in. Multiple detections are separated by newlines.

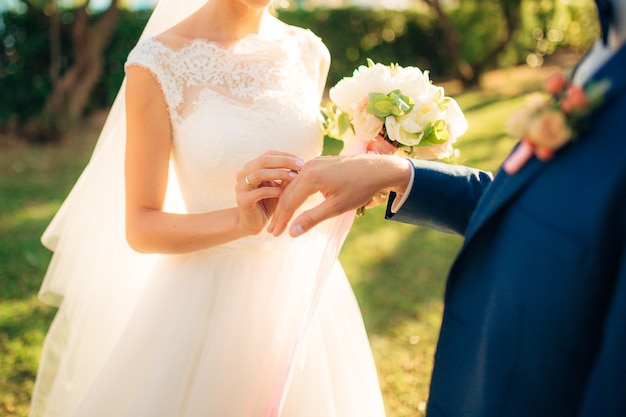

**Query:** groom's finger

left=267, top=177, right=312, bottom=236
left=288, top=199, right=341, bottom=237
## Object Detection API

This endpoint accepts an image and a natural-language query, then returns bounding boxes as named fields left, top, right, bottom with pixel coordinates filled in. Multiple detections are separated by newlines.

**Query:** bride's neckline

left=151, top=17, right=290, bottom=53
left=150, top=33, right=273, bottom=53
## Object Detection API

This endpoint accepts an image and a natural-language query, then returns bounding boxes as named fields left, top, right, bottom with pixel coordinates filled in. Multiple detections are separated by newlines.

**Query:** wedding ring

left=245, top=175, right=256, bottom=189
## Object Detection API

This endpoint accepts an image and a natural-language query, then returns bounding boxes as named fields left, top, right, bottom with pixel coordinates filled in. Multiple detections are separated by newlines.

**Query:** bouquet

left=321, top=59, right=468, bottom=161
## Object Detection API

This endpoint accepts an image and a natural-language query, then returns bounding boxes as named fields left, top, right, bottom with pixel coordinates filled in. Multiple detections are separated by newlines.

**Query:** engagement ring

left=245, top=175, right=256, bottom=189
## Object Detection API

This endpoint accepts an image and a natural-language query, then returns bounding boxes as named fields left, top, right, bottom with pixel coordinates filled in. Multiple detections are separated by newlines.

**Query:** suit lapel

left=462, top=156, right=544, bottom=246
left=462, top=43, right=626, bottom=248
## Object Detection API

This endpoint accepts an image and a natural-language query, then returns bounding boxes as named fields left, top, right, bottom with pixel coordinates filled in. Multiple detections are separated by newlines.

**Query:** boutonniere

left=503, top=72, right=610, bottom=174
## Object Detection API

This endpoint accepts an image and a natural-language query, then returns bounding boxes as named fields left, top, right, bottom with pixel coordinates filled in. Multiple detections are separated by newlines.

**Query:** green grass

left=0, top=66, right=550, bottom=417
left=0, top=139, right=96, bottom=417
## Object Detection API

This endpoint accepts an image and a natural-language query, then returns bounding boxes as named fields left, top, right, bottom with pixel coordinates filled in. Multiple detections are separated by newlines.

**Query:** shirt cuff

left=389, top=160, right=415, bottom=213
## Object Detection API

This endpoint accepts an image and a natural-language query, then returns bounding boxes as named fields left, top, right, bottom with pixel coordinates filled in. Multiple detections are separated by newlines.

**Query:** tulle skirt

left=29, top=222, right=386, bottom=417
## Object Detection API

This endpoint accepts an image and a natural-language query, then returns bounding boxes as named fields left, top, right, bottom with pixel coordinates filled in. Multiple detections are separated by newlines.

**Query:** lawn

left=0, top=62, right=566, bottom=417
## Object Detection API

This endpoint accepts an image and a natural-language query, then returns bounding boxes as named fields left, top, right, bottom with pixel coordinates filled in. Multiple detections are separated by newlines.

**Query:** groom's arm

left=385, top=159, right=493, bottom=235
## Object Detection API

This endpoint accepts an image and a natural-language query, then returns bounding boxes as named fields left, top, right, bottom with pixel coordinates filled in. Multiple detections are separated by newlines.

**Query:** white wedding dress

left=28, top=19, right=386, bottom=417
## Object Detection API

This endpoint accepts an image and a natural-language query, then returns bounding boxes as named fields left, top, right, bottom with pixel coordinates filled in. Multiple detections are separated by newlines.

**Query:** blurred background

left=0, top=0, right=599, bottom=416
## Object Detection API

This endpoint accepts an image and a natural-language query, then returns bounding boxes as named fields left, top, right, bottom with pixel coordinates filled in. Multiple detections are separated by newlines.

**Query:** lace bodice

left=125, top=22, right=329, bottom=214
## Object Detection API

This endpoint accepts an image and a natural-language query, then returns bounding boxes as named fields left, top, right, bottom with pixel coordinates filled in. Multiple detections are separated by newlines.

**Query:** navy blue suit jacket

left=386, top=44, right=626, bottom=417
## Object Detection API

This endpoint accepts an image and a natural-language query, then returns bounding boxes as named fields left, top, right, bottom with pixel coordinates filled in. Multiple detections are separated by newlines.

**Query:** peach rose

left=527, top=109, right=572, bottom=150
left=353, top=98, right=384, bottom=143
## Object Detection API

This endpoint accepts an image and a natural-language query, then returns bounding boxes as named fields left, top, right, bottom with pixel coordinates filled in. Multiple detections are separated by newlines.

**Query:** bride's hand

left=235, top=151, right=304, bottom=235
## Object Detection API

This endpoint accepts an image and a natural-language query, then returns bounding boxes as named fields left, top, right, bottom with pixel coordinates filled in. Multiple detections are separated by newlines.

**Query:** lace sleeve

left=124, top=39, right=181, bottom=118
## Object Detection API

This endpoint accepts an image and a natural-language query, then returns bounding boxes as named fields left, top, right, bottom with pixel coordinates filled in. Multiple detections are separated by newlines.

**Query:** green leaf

left=374, top=101, right=393, bottom=114
left=338, top=113, right=351, bottom=135
left=419, top=120, right=449, bottom=145
left=367, top=94, right=393, bottom=118
left=388, top=90, right=414, bottom=117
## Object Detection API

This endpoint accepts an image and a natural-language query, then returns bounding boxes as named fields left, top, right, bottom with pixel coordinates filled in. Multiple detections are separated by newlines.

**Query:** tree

left=21, top=0, right=120, bottom=142
left=420, top=0, right=522, bottom=87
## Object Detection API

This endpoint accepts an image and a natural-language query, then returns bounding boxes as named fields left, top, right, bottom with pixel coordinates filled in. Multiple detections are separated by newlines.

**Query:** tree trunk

left=23, top=0, right=120, bottom=142
left=420, top=0, right=522, bottom=88
left=466, top=0, right=522, bottom=87
left=49, top=1, right=61, bottom=85
left=420, top=0, right=468, bottom=82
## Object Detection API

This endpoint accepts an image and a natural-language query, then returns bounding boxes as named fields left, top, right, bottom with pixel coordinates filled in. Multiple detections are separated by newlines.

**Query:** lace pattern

left=125, top=26, right=326, bottom=123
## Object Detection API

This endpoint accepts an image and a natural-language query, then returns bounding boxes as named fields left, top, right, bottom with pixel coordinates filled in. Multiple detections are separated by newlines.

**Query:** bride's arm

left=124, top=66, right=300, bottom=254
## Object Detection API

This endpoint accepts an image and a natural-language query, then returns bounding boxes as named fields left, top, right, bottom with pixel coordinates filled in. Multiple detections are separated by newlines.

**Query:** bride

left=28, top=0, right=386, bottom=416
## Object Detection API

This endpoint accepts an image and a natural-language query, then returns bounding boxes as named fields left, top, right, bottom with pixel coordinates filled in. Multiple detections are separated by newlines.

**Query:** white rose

left=385, top=112, right=424, bottom=146
left=443, top=98, right=468, bottom=138
left=330, top=63, right=392, bottom=115
left=389, top=66, right=430, bottom=95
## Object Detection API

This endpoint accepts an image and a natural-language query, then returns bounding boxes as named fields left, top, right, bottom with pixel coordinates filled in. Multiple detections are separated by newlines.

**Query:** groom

left=268, top=0, right=626, bottom=416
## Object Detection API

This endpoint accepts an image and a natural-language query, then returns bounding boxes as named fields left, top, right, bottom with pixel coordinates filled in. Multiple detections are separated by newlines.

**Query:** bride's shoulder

left=125, top=31, right=193, bottom=72
left=280, top=21, right=324, bottom=46
left=126, top=37, right=168, bottom=66
left=278, top=21, right=329, bottom=60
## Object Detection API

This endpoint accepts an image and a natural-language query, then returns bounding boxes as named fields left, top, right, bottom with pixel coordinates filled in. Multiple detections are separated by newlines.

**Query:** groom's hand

left=268, top=154, right=412, bottom=237
left=268, top=155, right=372, bottom=237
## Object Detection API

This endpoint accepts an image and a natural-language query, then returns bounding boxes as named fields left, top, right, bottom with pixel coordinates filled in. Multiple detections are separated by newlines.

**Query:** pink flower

left=353, top=98, right=384, bottom=143
left=527, top=109, right=572, bottom=151
left=544, top=72, right=567, bottom=94
left=366, top=133, right=398, bottom=154
left=561, top=86, right=589, bottom=113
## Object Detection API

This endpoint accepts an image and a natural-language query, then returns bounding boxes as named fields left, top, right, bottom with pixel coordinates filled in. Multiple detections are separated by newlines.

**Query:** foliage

left=0, top=8, right=51, bottom=125
left=0, top=5, right=145, bottom=132
left=90, top=8, right=151, bottom=110
left=502, top=0, right=598, bottom=68
left=278, top=8, right=447, bottom=87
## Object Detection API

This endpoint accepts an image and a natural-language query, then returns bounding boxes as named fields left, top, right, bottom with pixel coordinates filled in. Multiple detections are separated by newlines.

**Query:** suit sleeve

left=578, top=242, right=626, bottom=417
left=385, top=159, right=493, bottom=235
